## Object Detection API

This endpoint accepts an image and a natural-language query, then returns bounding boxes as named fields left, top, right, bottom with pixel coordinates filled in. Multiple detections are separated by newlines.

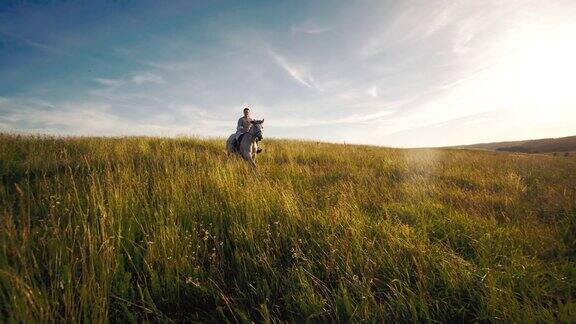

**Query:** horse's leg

left=241, top=149, right=257, bottom=169
left=240, top=141, right=257, bottom=171
left=249, top=156, right=257, bottom=169
left=252, top=143, right=258, bottom=162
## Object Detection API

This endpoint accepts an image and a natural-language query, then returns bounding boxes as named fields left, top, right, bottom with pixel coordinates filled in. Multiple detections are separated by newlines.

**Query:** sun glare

left=507, top=23, right=576, bottom=109
left=448, top=20, right=576, bottom=125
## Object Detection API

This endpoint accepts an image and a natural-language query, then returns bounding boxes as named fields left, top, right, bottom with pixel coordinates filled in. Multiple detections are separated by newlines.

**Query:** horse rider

left=234, top=107, right=262, bottom=153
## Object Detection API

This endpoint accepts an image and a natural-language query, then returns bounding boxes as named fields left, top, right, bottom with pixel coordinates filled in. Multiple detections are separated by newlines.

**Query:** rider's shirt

left=237, top=116, right=252, bottom=133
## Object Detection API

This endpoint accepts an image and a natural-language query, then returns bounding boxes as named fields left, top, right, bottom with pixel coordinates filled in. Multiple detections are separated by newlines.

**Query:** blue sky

left=1, top=0, right=575, bottom=147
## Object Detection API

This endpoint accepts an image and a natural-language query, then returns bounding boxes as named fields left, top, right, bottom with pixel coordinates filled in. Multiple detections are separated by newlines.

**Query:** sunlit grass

left=0, top=133, right=575, bottom=322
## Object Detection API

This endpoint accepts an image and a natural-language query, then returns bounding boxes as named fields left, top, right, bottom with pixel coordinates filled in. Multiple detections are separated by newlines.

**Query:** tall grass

left=0, top=133, right=575, bottom=322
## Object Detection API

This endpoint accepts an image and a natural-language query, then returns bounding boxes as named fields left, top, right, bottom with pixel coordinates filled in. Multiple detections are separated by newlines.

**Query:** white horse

left=226, top=119, right=264, bottom=169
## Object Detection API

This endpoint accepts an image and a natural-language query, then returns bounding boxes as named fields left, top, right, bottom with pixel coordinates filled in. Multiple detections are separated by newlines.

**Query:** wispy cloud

left=0, top=29, right=64, bottom=55
left=0, top=99, right=121, bottom=134
left=93, top=78, right=125, bottom=87
left=131, top=72, right=164, bottom=85
left=270, top=109, right=394, bottom=128
left=93, top=71, right=164, bottom=89
left=269, top=50, right=316, bottom=90
left=0, top=97, right=226, bottom=137
left=366, top=86, right=378, bottom=98
left=291, top=22, right=331, bottom=34
left=141, top=59, right=198, bottom=72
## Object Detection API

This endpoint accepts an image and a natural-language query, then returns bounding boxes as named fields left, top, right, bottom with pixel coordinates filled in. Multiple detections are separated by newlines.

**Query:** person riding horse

left=233, top=107, right=262, bottom=153
left=226, top=107, right=264, bottom=169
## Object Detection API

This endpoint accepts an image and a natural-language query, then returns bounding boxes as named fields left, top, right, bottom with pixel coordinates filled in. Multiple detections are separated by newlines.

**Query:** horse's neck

left=242, top=132, right=255, bottom=144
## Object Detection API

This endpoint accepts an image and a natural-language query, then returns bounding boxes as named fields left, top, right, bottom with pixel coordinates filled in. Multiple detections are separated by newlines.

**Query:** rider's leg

left=233, top=133, right=242, bottom=152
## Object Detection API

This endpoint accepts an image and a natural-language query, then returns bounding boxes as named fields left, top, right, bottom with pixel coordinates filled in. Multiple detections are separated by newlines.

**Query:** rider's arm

left=237, top=118, right=243, bottom=131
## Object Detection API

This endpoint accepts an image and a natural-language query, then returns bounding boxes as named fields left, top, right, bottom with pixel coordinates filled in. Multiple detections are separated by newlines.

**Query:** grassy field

left=0, top=133, right=575, bottom=323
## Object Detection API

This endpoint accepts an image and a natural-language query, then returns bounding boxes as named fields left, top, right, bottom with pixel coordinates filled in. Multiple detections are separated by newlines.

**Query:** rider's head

left=243, top=107, right=250, bottom=118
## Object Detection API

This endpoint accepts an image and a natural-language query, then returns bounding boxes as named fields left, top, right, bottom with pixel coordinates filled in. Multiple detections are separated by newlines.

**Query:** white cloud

left=94, top=77, right=125, bottom=87
left=270, top=108, right=394, bottom=128
left=366, top=86, right=378, bottom=98
left=93, top=71, right=165, bottom=89
left=131, top=72, right=165, bottom=85
left=0, top=97, right=228, bottom=137
left=291, top=22, right=331, bottom=34
left=142, top=59, right=198, bottom=71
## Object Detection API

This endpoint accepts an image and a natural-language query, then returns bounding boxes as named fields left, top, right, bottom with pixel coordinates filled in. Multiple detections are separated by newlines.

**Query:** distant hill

left=450, top=135, right=576, bottom=153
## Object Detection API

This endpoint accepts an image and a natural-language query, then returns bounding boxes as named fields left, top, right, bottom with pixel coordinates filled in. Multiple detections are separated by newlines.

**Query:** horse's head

left=250, top=119, right=264, bottom=141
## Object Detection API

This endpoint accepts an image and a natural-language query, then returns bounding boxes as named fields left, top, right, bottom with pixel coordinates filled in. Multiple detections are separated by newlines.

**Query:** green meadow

left=0, top=133, right=575, bottom=323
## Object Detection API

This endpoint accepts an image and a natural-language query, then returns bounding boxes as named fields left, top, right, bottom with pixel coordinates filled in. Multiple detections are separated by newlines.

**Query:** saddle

left=233, top=133, right=246, bottom=152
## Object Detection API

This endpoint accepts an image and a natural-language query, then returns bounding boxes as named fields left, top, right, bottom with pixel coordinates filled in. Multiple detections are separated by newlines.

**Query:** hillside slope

left=0, top=134, right=575, bottom=322
left=451, top=135, right=576, bottom=153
